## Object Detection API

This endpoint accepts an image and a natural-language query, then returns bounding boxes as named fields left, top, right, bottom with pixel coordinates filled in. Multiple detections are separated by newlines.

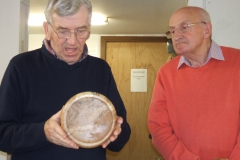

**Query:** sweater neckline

left=41, top=44, right=88, bottom=71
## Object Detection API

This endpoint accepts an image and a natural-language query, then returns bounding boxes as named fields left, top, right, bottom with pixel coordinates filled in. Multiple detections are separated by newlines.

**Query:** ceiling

left=28, top=0, right=187, bottom=35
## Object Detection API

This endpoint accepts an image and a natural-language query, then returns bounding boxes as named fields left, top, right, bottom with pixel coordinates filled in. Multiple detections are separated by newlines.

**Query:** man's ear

left=43, top=22, right=50, bottom=40
left=204, top=22, right=212, bottom=38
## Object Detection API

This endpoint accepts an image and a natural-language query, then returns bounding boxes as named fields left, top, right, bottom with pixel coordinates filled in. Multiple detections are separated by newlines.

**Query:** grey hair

left=44, top=0, right=92, bottom=25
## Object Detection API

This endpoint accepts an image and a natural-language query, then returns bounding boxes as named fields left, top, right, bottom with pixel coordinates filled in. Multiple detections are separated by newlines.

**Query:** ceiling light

left=28, top=13, right=108, bottom=26
left=91, top=13, right=108, bottom=25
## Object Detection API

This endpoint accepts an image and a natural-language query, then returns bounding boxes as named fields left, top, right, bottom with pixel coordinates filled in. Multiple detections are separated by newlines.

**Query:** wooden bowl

left=61, top=92, right=117, bottom=148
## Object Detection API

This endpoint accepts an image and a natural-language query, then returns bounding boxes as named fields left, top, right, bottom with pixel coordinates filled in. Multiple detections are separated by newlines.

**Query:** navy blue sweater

left=0, top=44, right=131, bottom=160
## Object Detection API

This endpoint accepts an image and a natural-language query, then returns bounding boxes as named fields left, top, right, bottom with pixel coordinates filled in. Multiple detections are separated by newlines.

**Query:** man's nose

left=66, top=32, right=77, bottom=45
left=172, top=30, right=183, bottom=41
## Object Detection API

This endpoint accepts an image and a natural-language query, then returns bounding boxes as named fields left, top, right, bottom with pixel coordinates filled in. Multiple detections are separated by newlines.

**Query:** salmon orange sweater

left=148, top=46, right=240, bottom=160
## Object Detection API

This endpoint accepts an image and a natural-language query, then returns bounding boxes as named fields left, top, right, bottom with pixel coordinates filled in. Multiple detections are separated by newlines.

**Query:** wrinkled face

left=43, top=6, right=90, bottom=64
left=169, top=9, right=208, bottom=56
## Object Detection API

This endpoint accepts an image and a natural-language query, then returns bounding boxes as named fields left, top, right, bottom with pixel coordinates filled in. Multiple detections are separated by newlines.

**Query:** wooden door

left=101, top=36, right=169, bottom=160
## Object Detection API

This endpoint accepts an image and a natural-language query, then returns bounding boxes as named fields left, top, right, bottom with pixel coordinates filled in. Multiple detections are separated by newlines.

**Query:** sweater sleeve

left=105, top=67, right=131, bottom=152
left=147, top=71, right=200, bottom=160
left=0, top=61, right=50, bottom=154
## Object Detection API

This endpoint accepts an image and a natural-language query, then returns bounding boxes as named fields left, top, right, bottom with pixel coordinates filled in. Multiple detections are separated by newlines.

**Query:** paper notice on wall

left=131, top=69, right=147, bottom=92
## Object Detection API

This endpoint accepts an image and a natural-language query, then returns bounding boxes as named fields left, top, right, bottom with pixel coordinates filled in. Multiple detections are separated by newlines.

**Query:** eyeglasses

left=48, top=22, right=89, bottom=39
left=168, top=22, right=206, bottom=36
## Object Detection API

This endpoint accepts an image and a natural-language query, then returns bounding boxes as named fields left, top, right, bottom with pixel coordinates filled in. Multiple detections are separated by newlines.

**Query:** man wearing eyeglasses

left=0, top=0, right=130, bottom=160
left=148, top=6, right=240, bottom=160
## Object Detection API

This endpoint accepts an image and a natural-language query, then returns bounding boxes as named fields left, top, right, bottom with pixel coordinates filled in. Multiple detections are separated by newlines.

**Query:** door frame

left=100, top=36, right=168, bottom=60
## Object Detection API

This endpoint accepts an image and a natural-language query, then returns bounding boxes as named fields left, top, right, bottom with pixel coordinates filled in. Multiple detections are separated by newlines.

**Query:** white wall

left=188, top=0, right=240, bottom=49
left=0, top=152, right=6, bottom=160
left=0, top=0, right=21, bottom=158
left=188, top=0, right=206, bottom=8
left=86, top=35, right=101, bottom=57
left=0, top=1, right=21, bottom=82
left=206, top=0, right=240, bottom=49
left=28, top=34, right=45, bottom=51
left=0, top=0, right=29, bottom=159
left=0, top=0, right=29, bottom=81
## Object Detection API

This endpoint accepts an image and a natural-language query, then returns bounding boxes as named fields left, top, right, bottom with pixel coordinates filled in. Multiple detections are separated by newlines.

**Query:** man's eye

left=169, top=28, right=175, bottom=34
left=58, top=30, right=68, bottom=34
left=180, top=24, right=189, bottom=31
left=76, top=30, right=86, bottom=34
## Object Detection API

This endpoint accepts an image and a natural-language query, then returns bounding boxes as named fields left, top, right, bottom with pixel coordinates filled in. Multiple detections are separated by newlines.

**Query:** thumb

left=51, top=109, right=62, bottom=123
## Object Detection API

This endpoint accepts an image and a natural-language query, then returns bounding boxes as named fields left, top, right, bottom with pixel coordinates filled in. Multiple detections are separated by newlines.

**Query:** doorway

left=101, top=36, right=169, bottom=160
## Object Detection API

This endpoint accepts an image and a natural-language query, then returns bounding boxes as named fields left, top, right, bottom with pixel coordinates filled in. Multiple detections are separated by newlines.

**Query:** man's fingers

left=44, top=110, right=79, bottom=149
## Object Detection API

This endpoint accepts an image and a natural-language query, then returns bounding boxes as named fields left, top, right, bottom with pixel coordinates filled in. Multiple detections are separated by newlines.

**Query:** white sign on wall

left=130, top=69, right=147, bottom=92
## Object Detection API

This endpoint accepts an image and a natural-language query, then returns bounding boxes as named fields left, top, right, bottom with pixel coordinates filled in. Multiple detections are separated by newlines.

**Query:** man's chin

left=176, top=43, right=186, bottom=49
left=175, top=45, right=187, bottom=54
left=62, top=57, right=79, bottom=65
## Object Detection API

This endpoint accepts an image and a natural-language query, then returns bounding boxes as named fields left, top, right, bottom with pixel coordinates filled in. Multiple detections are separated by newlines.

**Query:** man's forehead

left=50, top=15, right=89, bottom=30
left=169, top=11, right=197, bottom=26
left=169, top=16, right=190, bottom=27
